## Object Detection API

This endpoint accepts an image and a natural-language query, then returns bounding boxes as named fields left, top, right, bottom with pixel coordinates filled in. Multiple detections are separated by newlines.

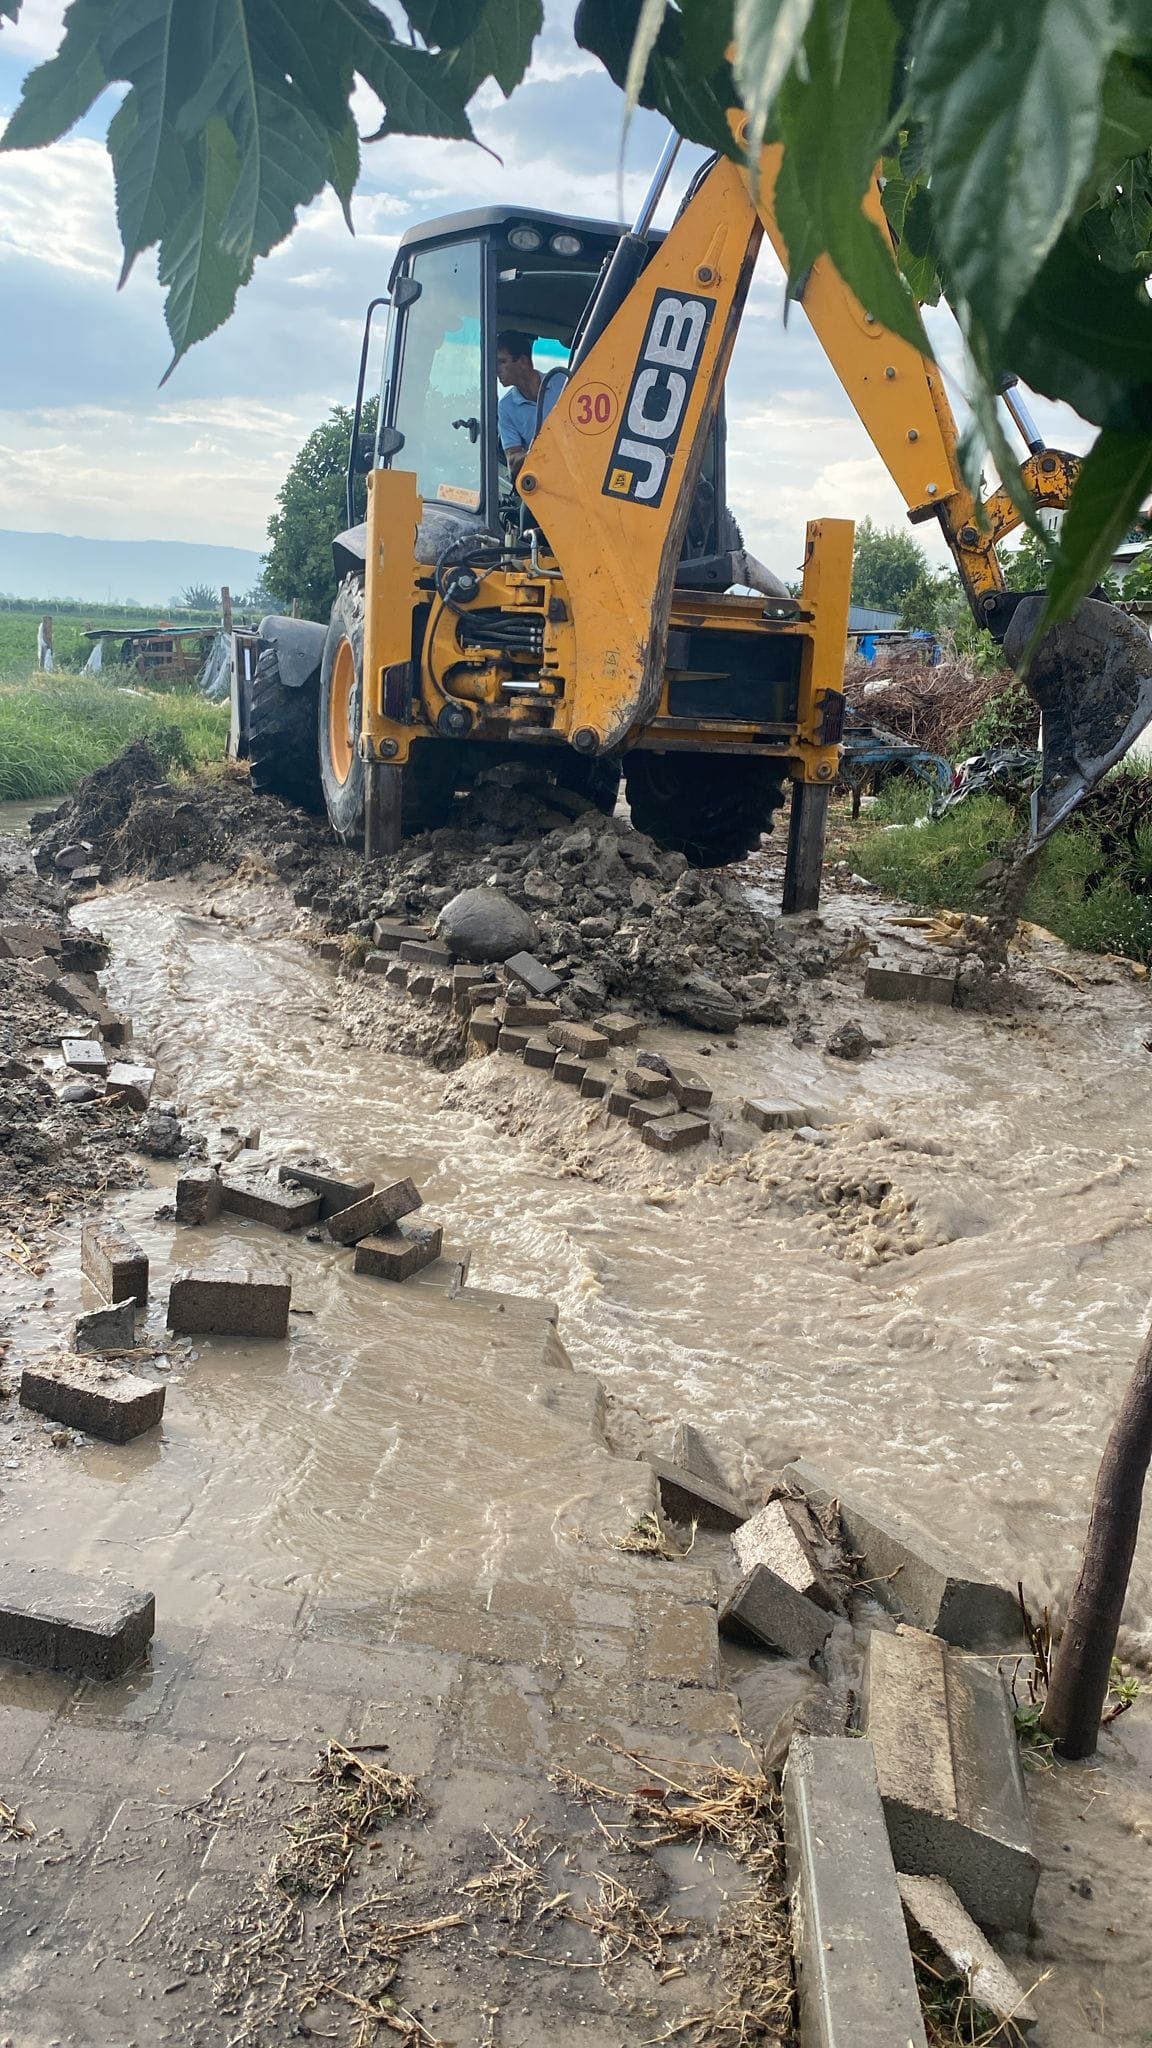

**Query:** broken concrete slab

left=547, top=1020, right=609, bottom=1060
left=649, top=1455, right=746, bottom=1531
left=175, top=1167, right=224, bottom=1226
left=782, top=1460, right=1022, bottom=1648
left=81, top=1217, right=148, bottom=1305
left=0, top=1562, right=155, bottom=1680
left=372, top=918, right=426, bottom=951
left=733, top=1499, right=837, bottom=1611
left=641, top=1111, right=711, bottom=1153
left=594, top=1011, right=640, bottom=1046
left=73, top=1299, right=137, bottom=1352
left=277, top=1165, right=374, bottom=1219
left=47, top=972, right=103, bottom=1016
left=502, top=950, right=562, bottom=998
left=864, top=965, right=957, bottom=1008
left=20, top=1358, right=164, bottom=1444
left=672, top=1421, right=728, bottom=1493
left=742, top=1098, right=816, bottom=1131
left=167, top=1266, right=291, bottom=1339
left=104, top=1061, right=155, bottom=1111
left=61, top=1037, right=107, bottom=1077
left=720, top=1565, right=835, bottom=1662
left=354, top=1223, right=444, bottom=1282
left=863, top=1627, right=1039, bottom=1935
left=522, top=1037, right=558, bottom=1071
left=325, top=1178, right=422, bottom=1246
left=897, top=1873, right=1038, bottom=2034
left=784, top=1734, right=928, bottom=2048
left=219, top=1177, right=322, bottom=1232
left=0, top=920, right=57, bottom=961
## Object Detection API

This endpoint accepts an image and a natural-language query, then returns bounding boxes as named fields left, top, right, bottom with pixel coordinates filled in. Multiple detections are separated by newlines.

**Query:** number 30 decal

left=568, top=384, right=618, bottom=433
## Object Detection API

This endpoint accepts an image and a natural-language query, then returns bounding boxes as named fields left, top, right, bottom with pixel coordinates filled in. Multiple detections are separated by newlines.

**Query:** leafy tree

left=851, top=517, right=928, bottom=612
left=1120, top=550, right=1152, bottom=597
left=180, top=582, right=218, bottom=610
left=898, top=571, right=951, bottom=633
left=264, top=402, right=375, bottom=622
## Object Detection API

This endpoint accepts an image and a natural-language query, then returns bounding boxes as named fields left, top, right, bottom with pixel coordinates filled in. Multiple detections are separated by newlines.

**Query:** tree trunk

left=1041, top=1320, right=1152, bottom=1759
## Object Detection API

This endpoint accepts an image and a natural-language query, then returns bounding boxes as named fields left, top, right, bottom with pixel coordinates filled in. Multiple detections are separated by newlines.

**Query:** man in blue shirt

left=496, top=329, right=562, bottom=480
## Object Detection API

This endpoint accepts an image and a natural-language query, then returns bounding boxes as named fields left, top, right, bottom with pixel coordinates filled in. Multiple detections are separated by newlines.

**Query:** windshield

left=390, top=241, right=483, bottom=511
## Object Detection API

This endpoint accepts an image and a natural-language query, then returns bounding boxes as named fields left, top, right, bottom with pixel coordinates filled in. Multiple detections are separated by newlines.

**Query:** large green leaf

left=879, top=159, right=941, bottom=304
left=158, top=115, right=251, bottom=373
left=734, top=0, right=816, bottom=163
left=574, top=0, right=742, bottom=159
left=439, top=0, right=543, bottom=102
left=1, top=0, right=111, bottom=149
left=1003, top=226, right=1152, bottom=430
left=1045, top=426, right=1152, bottom=624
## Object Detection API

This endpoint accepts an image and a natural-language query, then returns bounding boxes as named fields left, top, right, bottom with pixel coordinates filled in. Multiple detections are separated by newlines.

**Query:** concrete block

left=522, top=1037, right=558, bottom=1071
left=742, top=1098, right=813, bottom=1131
left=373, top=918, right=426, bottom=951
left=364, top=950, right=391, bottom=974
left=167, top=1266, right=291, bottom=1338
left=277, top=1165, right=374, bottom=1219
left=626, top=1095, right=676, bottom=1127
left=68, top=867, right=102, bottom=891
left=496, top=997, right=560, bottom=1028
left=897, top=1874, right=1038, bottom=2033
left=104, top=1061, right=155, bottom=1111
left=220, top=1176, right=322, bottom=1232
left=61, top=1037, right=107, bottom=1077
left=325, top=1177, right=422, bottom=1246
left=665, top=1063, right=712, bottom=1111
left=498, top=1027, right=530, bottom=1054
left=672, top=1421, right=728, bottom=1492
left=720, top=1565, right=834, bottom=1662
left=20, top=1358, right=164, bottom=1443
left=73, top=1299, right=137, bottom=1352
left=470, top=1008, right=500, bottom=1048
left=399, top=938, right=453, bottom=968
left=553, top=1052, right=587, bottom=1086
left=47, top=972, right=102, bottom=1015
left=649, top=1455, right=745, bottom=1531
left=863, top=1627, right=1039, bottom=1934
left=641, top=1111, right=710, bottom=1152
left=318, top=939, right=342, bottom=962
left=502, top=950, right=561, bottom=998
left=0, top=1563, right=155, bottom=1680
left=452, top=964, right=489, bottom=1010
left=607, top=1087, right=636, bottom=1118
left=784, top=1735, right=928, bottom=2048
left=783, top=1460, right=1022, bottom=1648
left=81, top=1217, right=148, bottom=1305
left=594, top=1011, right=640, bottom=1046
left=176, top=1167, right=224, bottom=1226
left=734, top=1500, right=836, bottom=1610
left=0, top=921, right=57, bottom=961
left=625, top=1064, right=670, bottom=1099
left=406, top=968, right=436, bottom=997
left=864, top=964, right=957, bottom=1008
left=96, top=1003, right=131, bottom=1048
left=385, top=961, right=409, bottom=990
left=547, top=1020, right=609, bottom=1060
left=579, top=1070, right=608, bottom=1099
left=354, top=1224, right=444, bottom=1282
left=465, top=980, right=501, bottom=1011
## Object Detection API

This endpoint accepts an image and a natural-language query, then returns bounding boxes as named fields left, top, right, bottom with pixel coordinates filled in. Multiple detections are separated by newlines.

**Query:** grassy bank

left=0, top=671, right=228, bottom=801
left=0, top=602, right=221, bottom=675
left=849, top=782, right=1152, bottom=962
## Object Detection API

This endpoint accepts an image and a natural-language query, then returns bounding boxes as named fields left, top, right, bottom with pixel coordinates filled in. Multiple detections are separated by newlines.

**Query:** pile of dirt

left=843, top=645, right=1038, bottom=756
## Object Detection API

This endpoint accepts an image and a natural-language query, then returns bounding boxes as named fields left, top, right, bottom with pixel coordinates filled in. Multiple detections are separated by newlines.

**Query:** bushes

left=0, top=673, right=227, bottom=800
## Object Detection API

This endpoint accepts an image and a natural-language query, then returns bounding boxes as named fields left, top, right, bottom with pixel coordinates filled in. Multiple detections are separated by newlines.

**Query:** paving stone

left=428, top=980, right=451, bottom=1009
left=470, top=1007, right=500, bottom=1048
left=373, top=918, right=426, bottom=951
left=502, top=950, right=562, bottom=998
left=175, top=1166, right=224, bottom=1225
left=364, top=949, right=391, bottom=974
left=641, top=1111, right=710, bottom=1152
left=0, top=920, right=57, bottom=961
left=626, top=1095, right=676, bottom=1127
left=672, top=1421, right=728, bottom=1492
left=864, top=964, right=957, bottom=1008
left=72, top=1299, right=137, bottom=1352
left=544, top=1020, right=607, bottom=1059
left=625, top=1064, right=670, bottom=1099
left=594, top=1011, right=640, bottom=1045
left=897, top=1873, right=1038, bottom=2033
left=606, top=1087, right=636, bottom=1117
left=465, top=980, right=501, bottom=1011
left=277, top=1165, right=374, bottom=1219
left=498, top=1026, right=530, bottom=1054
left=399, top=938, right=453, bottom=968
left=522, top=1037, right=558, bottom=1071
left=649, top=1455, right=745, bottom=1531
left=325, top=1177, right=422, bottom=1245
left=407, top=968, right=436, bottom=997
left=0, top=1562, right=154, bottom=1680
left=553, top=1052, right=587, bottom=1086
left=219, top=1176, right=322, bottom=1232
left=60, top=1037, right=107, bottom=1077
left=782, top=1460, right=1022, bottom=1648
left=496, top=996, right=561, bottom=1028
left=863, top=1627, right=1039, bottom=1934
left=167, top=1266, right=291, bottom=1338
left=784, top=1734, right=928, bottom=2048
left=742, top=1098, right=814, bottom=1131
left=664, top=1063, right=713, bottom=1111
left=95, top=1002, right=131, bottom=1048
left=720, top=1565, right=834, bottom=1662
left=579, top=1069, right=609, bottom=1099
left=20, top=1358, right=164, bottom=1443
left=318, top=939, right=342, bottom=962
left=46, top=972, right=99, bottom=1016
left=733, top=1500, right=836, bottom=1610
left=637, top=1597, right=720, bottom=1687
left=80, top=1217, right=148, bottom=1305
left=386, top=961, right=409, bottom=990
left=104, top=1061, right=155, bottom=1111
left=354, top=1224, right=444, bottom=1281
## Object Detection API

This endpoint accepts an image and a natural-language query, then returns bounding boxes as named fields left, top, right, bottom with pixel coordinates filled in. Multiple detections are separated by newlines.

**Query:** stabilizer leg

left=364, top=760, right=403, bottom=860
left=782, top=780, right=829, bottom=914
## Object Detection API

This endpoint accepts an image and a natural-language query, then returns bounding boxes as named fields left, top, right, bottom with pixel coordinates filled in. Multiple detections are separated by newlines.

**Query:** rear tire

left=248, top=644, right=323, bottom=813
left=623, top=751, right=786, bottom=866
left=552, top=751, right=622, bottom=816
left=318, top=577, right=366, bottom=841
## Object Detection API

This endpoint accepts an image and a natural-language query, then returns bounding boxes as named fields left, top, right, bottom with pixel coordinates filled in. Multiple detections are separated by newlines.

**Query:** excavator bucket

left=1002, top=596, right=1152, bottom=846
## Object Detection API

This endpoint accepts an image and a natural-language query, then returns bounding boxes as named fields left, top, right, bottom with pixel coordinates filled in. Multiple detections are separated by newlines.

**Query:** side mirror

left=376, top=425, right=405, bottom=461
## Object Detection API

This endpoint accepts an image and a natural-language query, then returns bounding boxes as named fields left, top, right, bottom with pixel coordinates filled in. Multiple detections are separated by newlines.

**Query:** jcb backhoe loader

left=237, top=132, right=1152, bottom=907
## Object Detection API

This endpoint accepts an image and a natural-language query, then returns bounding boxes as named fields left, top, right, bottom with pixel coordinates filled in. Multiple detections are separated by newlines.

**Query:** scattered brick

left=399, top=938, right=453, bottom=969
left=502, top=951, right=562, bottom=998
left=624, top=1065, right=669, bottom=1099
left=469, top=1009, right=500, bottom=1048
left=664, top=1063, right=712, bottom=1111
left=364, top=950, right=391, bottom=974
left=552, top=1052, right=587, bottom=1086
left=734, top=1500, right=837, bottom=1610
left=498, top=1027, right=530, bottom=1054
left=104, top=1061, right=155, bottom=1111
left=522, top=1037, right=558, bottom=1070
left=465, top=980, right=501, bottom=1011
left=742, top=1100, right=813, bottom=1131
left=0, top=1562, right=155, bottom=1680
left=354, top=1223, right=444, bottom=1281
left=720, top=1564, right=834, bottom=1661
left=594, top=1011, right=640, bottom=1046
left=73, top=1300, right=136, bottom=1352
left=864, top=965, right=957, bottom=1008
left=277, top=1166, right=374, bottom=1219
left=385, top=961, right=409, bottom=990
left=176, top=1168, right=224, bottom=1225
left=648, top=1455, right=746, bottom=1530
left=21, top=1358, right=164, bottom=1443
left=61, top=1038, right=107, bottom=1077
left=496, top=997, right=561, bottom=1028
left=325, top=1178, right=422, bottom=1246
left=81, top=1218, right=148, bottom=1305
left=220, top=1177, right=322, bottom=1232
left=318, top=940, right=342, bottom=962
left=372, top=918, right=427, bottom=951
left=167, top=1266, right=291, bottom=1338
left=547, top=1020, right=609, bottom=1059
left=641, top=1112, right=710, bottom=1152
left=579, top=1070, right=608, bottom=1099
left=407, top=969, right=436, bottom=998
left=626, top=1096, right=676, bottom=1127
left=606, top=1088, right=636, bottom=1118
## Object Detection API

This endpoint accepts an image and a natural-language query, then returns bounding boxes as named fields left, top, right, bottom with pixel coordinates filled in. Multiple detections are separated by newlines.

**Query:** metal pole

left=631, top=130, right=682, bottom=237
left=999, top=377, right=1045, bottom=456
left=782, top=781, right=830, bottom=914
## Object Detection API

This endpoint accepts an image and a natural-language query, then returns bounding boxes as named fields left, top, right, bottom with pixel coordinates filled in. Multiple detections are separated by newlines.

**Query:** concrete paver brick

left=21, top=1357, right=164, bottom=1442
left=364, top=949, right=391, bottom=973
left=399, top=938, right=453, bottom=968
left=649, top=1456, right=745, bottom=1531
left=167, top=1265, right=291, bottom=1338
left=47, top=971, right=102, bottom=1015
left=627, top=1095, right=677, bottom=1126
left=498, top=1026, right=530, bottom=1054
left=547, top=1020, right=609, bottom=1059
left=0, top=1562, right=154, bottom=1680
left=277, top=1165, right=374, bottom=1218
left=553, top=1052, right=587, bottom=1085
left=81, top=1217, right=148, bottom=1305
left=720, top=1565, right=834, bottom=1662
left=72, top=1299, right=137, bottom=1352
left=863, top=1626, right=1039, bottom=1934
left=733, top=1499, right=836, bottom=1609
left=606, top=1087, right=635, bottom=1117
left=672, top=1421, right=728, bottom=1492
left=784, top=1734, right=928, bottom=2048
left=326, top=1177, right=423, bottom=1245
left=624, top=1064, right=669, bottom=1098
left=579, top=1070, right=609, bottom=1099
left=470, top=1008, right=500, bottom=1047
left=641, top=1111, right=710, bottom=1152
left=502, top=950, right=562, bottom=998
left=637, top=1598, right=720, bottom=1688
left=522, top=1037, right=558, bottom=1070
left=864, top=964, right=957, bottom=1008
left=104, top=1060, right=155, bottom=1110
left=319, top=939, right=342, bottom=962
left=175, top=1166, right=224, bottom=1225
left=386, top=961, right=409, bottom=990
left=742, top=1098, right=813, bottom=1130
left=407, top=968, right=436, bottom=997
left=664, top=1063, right=712, bottom=1110
left=0, top=920, right=58, bottom=960
left=496, top=996, right=561, bottom=1028
left=354, top=1224, right=444, bottom=1281
left=373, top=918, right=426, bottom=950
left=594, top=1011, right=640, bottom=1045
left=220, top=1175, right=322, bottom=1232
left=61, top=1037, right=107, bottom=1076
left=465, top=980, right=501, bottom=1010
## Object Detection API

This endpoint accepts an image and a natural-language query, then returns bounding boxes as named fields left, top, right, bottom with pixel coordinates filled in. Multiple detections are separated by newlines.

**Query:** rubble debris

left=648, top=1455, right=745, bottom=1530
left=20, top=1357, right=164, bottom=1443
left=0, top=1561, right=155, bottom=1679
left=81, top=1217, right=148, bottom=1304
left=61, top=1037, right=107, bottom=1077
left=625, top=1065, right=669, bottom=1100
left=733, top=1499, right=839, bottom=1611
left=167, top=1266, right=292, bottom=1338
left=784, top=1734, right=928, bottom=2048
left=641, top=1111, right=711, bottom=1152
left=277, top=1165, right=374, bottom=1218
left=104, top=1061, right=155, bottom=1112
left=54, top=841, right=94, bottom=872
left=864, top=965, right=958, bottom=1009
left=73, top=1299, right=137, bottom=1352
left=176, top=1166, right=224, bottom=1225
left=824, top=1019, right=874, bottom=1060
left=627, top=1095, right=677, bottom=1126
left=0, top=920, right=59, bottom=961
left=672, top=1421, right=728, bottom=1493
left=783, top=1461, right=1022, bottom=1648
left=863, top=1627, right=1039, bottom=1934
left=721, top=1565, right=835, bottom=1662
left=354, top=1223, right=444, bottom=1281
left=437, top=885, right=539, bottom=962
left=325, top=1177, right=423, bottom=1246
left=219, top=1174, right=322, bottom=1232
left=897, top=1873, right=1039, bottom=2035
left=133, top=1105, right=187, bottom=1157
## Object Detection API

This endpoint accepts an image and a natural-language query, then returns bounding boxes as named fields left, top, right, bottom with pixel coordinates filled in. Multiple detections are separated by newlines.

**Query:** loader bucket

left=1003, top=595, right=1152, bottom=846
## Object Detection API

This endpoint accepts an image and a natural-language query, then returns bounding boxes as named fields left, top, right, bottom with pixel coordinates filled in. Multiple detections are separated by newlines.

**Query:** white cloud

left=0, top=134, right=121, bottom=278
left=0, top=0, right=67, bottom=64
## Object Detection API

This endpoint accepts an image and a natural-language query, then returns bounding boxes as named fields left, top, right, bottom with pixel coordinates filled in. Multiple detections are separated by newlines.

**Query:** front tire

left=552, top=751, right=622, bottom=816
left=248, top=643, right=323, bottom=812
left=623, top=751, right=786, bottom=866
left=318, top=576, right=366, bottom=841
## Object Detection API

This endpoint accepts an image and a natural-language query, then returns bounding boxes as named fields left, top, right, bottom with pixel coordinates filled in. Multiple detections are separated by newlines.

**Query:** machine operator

left=495, top=329, right=563, bottom=480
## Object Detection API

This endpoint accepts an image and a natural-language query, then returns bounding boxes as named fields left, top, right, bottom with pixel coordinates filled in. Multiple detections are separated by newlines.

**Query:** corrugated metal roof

left=848, top=605, right=902, bottom=631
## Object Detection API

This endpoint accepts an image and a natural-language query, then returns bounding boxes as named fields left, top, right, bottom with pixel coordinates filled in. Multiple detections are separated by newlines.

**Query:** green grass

left=0, top=602, right=221, bottom=676
left=0, top=670, right=229, bottom=801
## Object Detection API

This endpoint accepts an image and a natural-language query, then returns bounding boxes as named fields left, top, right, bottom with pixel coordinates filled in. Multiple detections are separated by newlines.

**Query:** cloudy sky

left=0, top=1, right=1086, bottom=586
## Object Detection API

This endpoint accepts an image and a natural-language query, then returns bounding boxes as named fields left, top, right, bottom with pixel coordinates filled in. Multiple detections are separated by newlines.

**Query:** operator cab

left=348, top=205, right=727, bottom=563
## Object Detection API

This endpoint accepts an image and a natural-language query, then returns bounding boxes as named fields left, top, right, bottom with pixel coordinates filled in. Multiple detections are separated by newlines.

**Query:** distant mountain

left=0, top=528, right=264, bottom=607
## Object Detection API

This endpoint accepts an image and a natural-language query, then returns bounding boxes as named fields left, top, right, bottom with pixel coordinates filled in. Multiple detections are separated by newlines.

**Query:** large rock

left=437, top=887, right=539, bottom=964
left=664, top=970, right=741, bottom=1033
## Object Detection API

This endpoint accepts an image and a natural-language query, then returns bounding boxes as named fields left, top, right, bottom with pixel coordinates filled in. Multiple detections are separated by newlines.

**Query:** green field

left=0, top=671, right=229, bottom=801
left=0, top=600, right=222, bottom=676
